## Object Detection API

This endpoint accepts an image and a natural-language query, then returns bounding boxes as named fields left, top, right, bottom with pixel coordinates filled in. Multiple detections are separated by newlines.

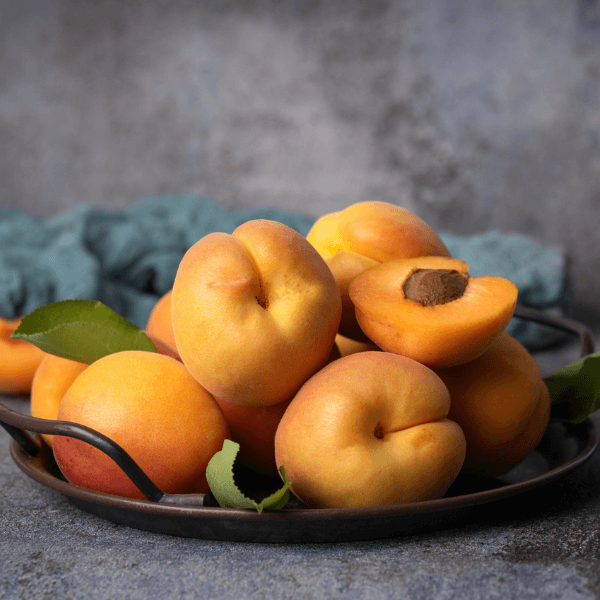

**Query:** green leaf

left=11, top=300, right=157, bottom=364
left=544, top=351, right=600, bottom=424
left=206, top=439, right=291, bottom=513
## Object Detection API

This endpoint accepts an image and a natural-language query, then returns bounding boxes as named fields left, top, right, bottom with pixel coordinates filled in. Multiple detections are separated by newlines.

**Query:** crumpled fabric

left=0, top=196, right=568, bottom=349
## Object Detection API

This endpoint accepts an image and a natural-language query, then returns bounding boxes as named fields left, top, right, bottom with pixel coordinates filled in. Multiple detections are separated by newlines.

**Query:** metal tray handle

left=0, top=403, right=211, bottom=507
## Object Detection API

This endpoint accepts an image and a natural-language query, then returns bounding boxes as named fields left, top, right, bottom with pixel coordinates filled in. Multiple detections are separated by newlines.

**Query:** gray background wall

left=1, top=0, right=599, bottom=324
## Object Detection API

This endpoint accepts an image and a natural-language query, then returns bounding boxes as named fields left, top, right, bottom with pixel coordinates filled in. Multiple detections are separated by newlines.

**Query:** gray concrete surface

left=1, top=340, right=600, bottom=600
left=1, top=0, right=600, bottom=326
left=1, top=401, right=600, bottom=600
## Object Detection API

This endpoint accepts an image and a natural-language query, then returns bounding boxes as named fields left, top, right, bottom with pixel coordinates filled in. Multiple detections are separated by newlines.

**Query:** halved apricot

left=349, top=256, right=518, bottom=368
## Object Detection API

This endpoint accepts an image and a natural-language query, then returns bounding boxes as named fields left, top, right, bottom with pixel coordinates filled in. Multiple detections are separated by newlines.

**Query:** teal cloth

left=0, top=196, right=567, bottom=349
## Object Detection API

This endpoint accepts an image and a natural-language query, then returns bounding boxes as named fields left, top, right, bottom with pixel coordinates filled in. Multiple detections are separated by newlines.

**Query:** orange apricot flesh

left=349, top=256, right=518, bottom=368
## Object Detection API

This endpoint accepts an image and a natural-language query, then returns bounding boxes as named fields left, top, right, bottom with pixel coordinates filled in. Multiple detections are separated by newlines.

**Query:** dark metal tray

left=1, top=305, right=598, bottom=543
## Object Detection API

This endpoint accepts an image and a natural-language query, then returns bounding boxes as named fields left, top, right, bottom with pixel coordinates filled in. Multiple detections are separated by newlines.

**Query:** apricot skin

left=0, top=317, right=46, bottom=395
left=214, top=396, right=291, bottom=475
left=146, top=290, right=177, bottom=353
left=30, top=354, right=88, bottom=447
left=53, top=351, right=230, bottom=499
left=334, top=334, right=380, bottom=358
left=306, top=201, right=452, bottom=262
left=433, top=332, right=551, bottom=477
left=172, top=219, right=342, bottom=407
left=275, top=351, right=466, bottom=509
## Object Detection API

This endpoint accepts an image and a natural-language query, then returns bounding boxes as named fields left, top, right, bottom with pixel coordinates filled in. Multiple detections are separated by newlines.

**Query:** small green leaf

left=544, top=351, right=600, bottom=424
left=206, top=439, right=291, bottom=513
left=11, top=300, right=157, bottom=364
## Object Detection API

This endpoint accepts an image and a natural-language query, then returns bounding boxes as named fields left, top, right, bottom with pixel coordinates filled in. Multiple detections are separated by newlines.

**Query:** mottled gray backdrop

left=1, top=0, right=599, bottom=324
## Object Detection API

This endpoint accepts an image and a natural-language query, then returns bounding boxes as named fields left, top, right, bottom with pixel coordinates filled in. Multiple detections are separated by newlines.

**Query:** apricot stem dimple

left=403, top=269, right=468, bottom=307
left=255, top=295, right=269, bottom=309
left=373, top=422, right=385, bottom=440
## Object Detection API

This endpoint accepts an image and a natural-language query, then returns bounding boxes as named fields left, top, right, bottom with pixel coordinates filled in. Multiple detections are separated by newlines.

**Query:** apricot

left=29, top=332, right=176, bottom=449
left=334, top=334, right=380, bottom=358
left=30, top=354, right=88, bottom=448
left=324, top=250, right=380, bottom=342
left=275, top=351, right=466, bottom=508
left=432, top=332, right=551, bottom=477
left=306, top=201, right=452, bottom=262
left=0, top=316, right=46, bottom=395
left=214, top=396, right=291, bottom=475
left=171, top=219, right=342, bottom=407
left=53, top=351, right=230, bottom=499
left=349, top=256, right=518, bottom=368
left=306, top=201, right=451, bottom=340
left=146, top=290, right=177, bottom=353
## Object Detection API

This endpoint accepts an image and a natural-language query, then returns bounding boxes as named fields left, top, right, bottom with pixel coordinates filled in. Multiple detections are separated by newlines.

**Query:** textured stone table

left=1, top=337, right=599, bottom=600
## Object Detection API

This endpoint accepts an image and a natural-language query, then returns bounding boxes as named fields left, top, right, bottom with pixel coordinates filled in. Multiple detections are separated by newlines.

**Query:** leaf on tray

left=544, top=351, right=600, bottom=424
left=206, top=439, right=291, bottom=513
left=11, top=300, right=157, bottom=364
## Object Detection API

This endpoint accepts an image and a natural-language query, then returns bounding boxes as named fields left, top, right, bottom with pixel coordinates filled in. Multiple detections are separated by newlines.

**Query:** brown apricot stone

left=349, top=256, right=518, bottom=368
left=403, top=268, right=469, bottom=307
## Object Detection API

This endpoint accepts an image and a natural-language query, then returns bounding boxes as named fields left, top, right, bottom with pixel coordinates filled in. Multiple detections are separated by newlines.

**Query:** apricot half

left=306, top=201, right=451, bottom=341
left=349, top=256, right=518, bottom=368
left=433, top=332, right=551, bottom=477
left=275, top=351, right=466, bottom=508
left=172, top=219, right=342, bottom=407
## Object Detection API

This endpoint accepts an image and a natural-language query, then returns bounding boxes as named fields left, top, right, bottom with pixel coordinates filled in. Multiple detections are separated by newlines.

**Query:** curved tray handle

left=0, top=305, right=593, bottom=509
left=0, top=403, right=211, bottom=507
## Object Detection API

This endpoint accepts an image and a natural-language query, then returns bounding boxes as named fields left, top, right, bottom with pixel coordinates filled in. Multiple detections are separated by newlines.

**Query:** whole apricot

left=30, top=354, right=88, bottom=447
left=53, top=351, right=230, bottom=498
left=334, top=334, right=380, bottom=357
left=433, top=332, right=551, bottom=477
left=214, top=396, right=291, bottom=475
left=171, top=219, right=342, bottom=407
left=275, top=351, right=466, bottom=508
left=0, top=317, right=46, bottom=395
left=146, top=290, right=177, bottom=353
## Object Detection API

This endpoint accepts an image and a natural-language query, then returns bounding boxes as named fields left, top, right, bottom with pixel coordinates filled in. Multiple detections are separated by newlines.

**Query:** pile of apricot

left=13, top=201, right=551, bottom=509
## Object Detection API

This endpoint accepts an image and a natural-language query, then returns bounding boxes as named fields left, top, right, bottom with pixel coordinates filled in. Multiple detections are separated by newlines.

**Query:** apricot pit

left=403, top=268, right=469, bottom=307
